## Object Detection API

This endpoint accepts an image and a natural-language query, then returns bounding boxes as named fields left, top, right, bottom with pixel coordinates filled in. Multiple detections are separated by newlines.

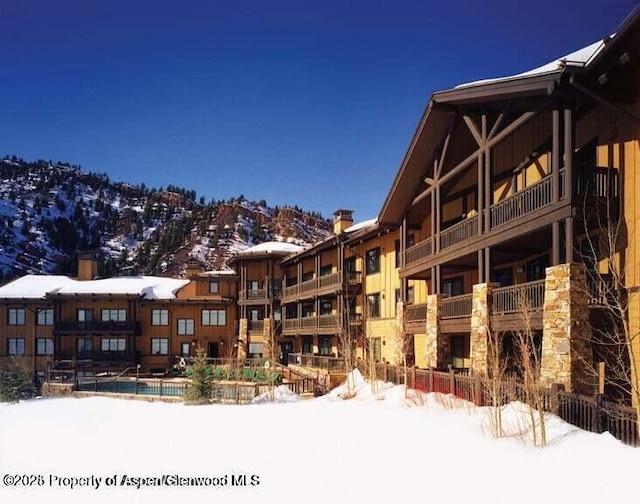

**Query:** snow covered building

left=0, top=255, right=238, bottom=378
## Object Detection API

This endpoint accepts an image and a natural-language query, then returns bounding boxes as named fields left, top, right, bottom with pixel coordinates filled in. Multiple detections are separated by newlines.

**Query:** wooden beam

left=424, top=177, right=435, bottom=186
left=463, top=115, right=483, bottom=147
left=488, top=110, right=506, bottom=140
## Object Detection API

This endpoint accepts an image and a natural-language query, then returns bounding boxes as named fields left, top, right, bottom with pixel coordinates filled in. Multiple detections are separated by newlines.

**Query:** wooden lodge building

left=1, top=8, right=640, bottom=400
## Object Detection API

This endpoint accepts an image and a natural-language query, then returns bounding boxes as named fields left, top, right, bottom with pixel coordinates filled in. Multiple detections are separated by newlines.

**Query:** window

left=202, top=309, right=226, bottom=326
left=247, top=280, right=260, bottom=291
left=101, top=338, right=126, bottom=351
left=151, top=309, right=169, bottom=326
left=37, top=308, right=54, bottom=326
left=318, top=336, right=332, bottom=356
left=77, top=338, right=93, bottom=352
left=395, top=239, right=401, bottom=268
left=320, top=264, right=332, bottom=276
left=151, top=338, right=169, bottom=355
left=302, top=336, right=313, bottom=354
left=77, top=309, right=93, bottom=322
left=36, top=338, right=54, bottom=355
left=344, top=256, right=356, bottom=272
left=302, top=302, right=314, bottom=318
left=177, top=318, right=195, bottom=336
left=366, top=248, right=380, bottom=275
left=8, top=308, right=25, bottom=326
left=8, top=338, right=25, bottom=356
left=302, top=271, right=314, bottom=282
left=320, top=300, right=332, bottom=316
left=442, top=277, right=464, bottom=297
left=367, top=293, right=380, bottom=318
left=248, top=342, right=263, bottom=359
left=286, top=305, right=298, bottom=319
left=406, top=286, right=415, bottom=305
left=248, top=308, right=261, bottom=321
left=286, top=276, right=297, bottom=287
left=181, top=342, right=191, bottom=357
left=101, top=309, right=126, bottom=322
left=209, top=281, right=219, bottom=293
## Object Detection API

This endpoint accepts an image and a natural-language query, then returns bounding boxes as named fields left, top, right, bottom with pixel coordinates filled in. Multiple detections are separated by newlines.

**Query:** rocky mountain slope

left=0, top=156, right=332, bottom=282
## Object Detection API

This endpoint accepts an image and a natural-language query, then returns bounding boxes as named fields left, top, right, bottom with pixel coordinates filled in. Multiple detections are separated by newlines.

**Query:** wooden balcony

left=248, top=320, right=264, bottom=333
left=282, top=315, right=341, bottom=335
left=56, top=320, right=140, bottom=334
left=288, top=353, right=347, bottom=372
left=281, top=271, right=362, bottom=304
left=490, top=175, right=553, bottom=228
left=238, top=289, right=269, bottom=305
left=491, top=279, right=545, bottom=331
left=404, top=303, right=427, bottom=334
left=440, top=215, right=479, bottom=250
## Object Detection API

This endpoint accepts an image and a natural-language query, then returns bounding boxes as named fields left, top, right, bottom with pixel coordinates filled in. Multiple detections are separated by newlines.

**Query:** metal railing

left=405, top=238, right=433, bottom=265
left=492, top=279, right=545, bottom=314
left=440, top=215, right=479, bottom=250
left=441, top=294, right=473, bottom=319
left=248, top=320, right=264, bottom=332
left=491, top=175, right=552, bottom=228
left=239, top=289, right=268, bottom=301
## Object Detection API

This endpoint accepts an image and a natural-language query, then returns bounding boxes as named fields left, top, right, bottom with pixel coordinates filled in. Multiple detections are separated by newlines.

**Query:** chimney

left=186, top=258, right=203, bottom=279
left=333, top=209, right=354, bottom=235
left=77, top=253, right=98, bottom=281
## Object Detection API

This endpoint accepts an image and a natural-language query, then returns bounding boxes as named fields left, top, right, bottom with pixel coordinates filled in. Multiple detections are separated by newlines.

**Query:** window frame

left=36, top=338, right=54, bottom=356
left=201, top=309, right=226, bottom=326
left=151, top=338, right=169, bottom=356
left=36, top=308, right=54, bottom=326
left=367, top=293, right=381, bottom=318
left=8, top=338, right=25, bottom=356
left=177, top=318, right=195, bottom=336
left=8, top=308, right=26, bottom=326
left=366, top=247, right=380, bottom=275
left=151, top=309, right=169, bottom=326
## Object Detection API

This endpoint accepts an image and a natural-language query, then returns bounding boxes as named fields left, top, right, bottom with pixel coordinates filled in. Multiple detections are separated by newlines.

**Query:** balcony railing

left=440, top=215, right=479, bottom=250
left=405, top=238, right=433, bottom=266
left=404, top=303, right=427, bottom=323
left=283, top=315, right=341, bottom=331
left=441, top=294, right=473, bottom=319
left=492, top=280, right=545, bottom=314
left=587, top=274, right=616, bottom=307
left=57, top=350, right=134, bottom=362
left=239, top=289, right=268, bottom=302
left=288, top=353, right=346, bottom=372
left=248, top=320, right=264, bottom=333
left=282, top=271, right=362, bottom=300
left=575, top=167, right=619, bottom=198
left=491, top=175, right=552, bottom=228
left=56, top=320, right=137, bottom=332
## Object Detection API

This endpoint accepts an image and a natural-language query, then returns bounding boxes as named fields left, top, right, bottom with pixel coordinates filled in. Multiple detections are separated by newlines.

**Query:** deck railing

left=283, top=318, right=300, bottom=331
left=288, top=353, right=346, bottom=372
left=404, top=303, right=427, bottom=323
left=317, top=314, right=340, bottom=328
left=318, top=272, right=340, bottom=289
left=575, top=167, right=619, bottom=198
left=440, top=215, right=479, bottom=250
left=441, top=294, right=473, bottom=319
left=56, top=320, right=137, bottom=332
left=371, top=363, right=639, bottom=447
left=248, top=320, right=264, bottom=332
left=492, top=279, right=545, bottom=314
left=405, top=238, right=433, bottom=266
left=587, top=274, right=616, bottom=306
left=491, top=175, right=552, bottom=228
left=239, top=289, right=268, bottom=301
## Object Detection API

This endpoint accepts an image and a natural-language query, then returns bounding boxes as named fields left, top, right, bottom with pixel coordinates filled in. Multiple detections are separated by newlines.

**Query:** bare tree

left=577, top=189, right=640, bottom=437
left=513, top=294, right=547, bottom=447
left=483, top=328, right=510, bottom=438
left=392, top=302, right=412, bottom=398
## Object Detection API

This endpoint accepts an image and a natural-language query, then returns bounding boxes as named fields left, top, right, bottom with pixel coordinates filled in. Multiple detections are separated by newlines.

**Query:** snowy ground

left=1, top=371, right=638, bottom=504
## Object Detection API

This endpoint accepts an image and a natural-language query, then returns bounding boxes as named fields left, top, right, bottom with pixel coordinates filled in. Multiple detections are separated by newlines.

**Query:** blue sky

left=0, top=0, right=635, bottom=222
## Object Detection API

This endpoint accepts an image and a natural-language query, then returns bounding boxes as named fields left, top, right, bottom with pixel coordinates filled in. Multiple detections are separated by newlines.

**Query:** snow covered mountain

left=0, top=156, right=332, bottom=282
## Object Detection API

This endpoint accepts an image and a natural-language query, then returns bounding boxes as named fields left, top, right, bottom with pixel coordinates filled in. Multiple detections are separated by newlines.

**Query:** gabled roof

left=378, top=7, right=639, bottom=225
left=227, top=240, right=306, bottom=265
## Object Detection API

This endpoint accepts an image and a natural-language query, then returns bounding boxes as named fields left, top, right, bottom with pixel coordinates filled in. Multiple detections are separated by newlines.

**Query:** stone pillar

left=237, top=318, right=248, bottom=360
left=541, top=263, right=593, bottom=394
left=262, top=318, right=274, bottom=362
left=470, top=283, right=494, bottom=375
left=425, top=294, right=449, bottom=369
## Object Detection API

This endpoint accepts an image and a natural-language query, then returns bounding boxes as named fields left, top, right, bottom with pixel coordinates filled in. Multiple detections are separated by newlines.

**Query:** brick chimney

left=77, top=253, right=98, bottom=281
left=333, top=209, right=354, bottom=235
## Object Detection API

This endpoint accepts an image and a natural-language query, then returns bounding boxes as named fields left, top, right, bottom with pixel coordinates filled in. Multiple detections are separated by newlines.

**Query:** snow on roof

left=0, top=275, right=190, bottom=300
left=344, top=218, right=378, bottom=234
left=54, top=276, right=190, bottom=299
left=456, top=37, right=612, bottom=89
left=240, top=241, right=305, bottom=255
left=199, top=270, right=237, bottom=277
left=0, top=275, right=77, bottom=300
